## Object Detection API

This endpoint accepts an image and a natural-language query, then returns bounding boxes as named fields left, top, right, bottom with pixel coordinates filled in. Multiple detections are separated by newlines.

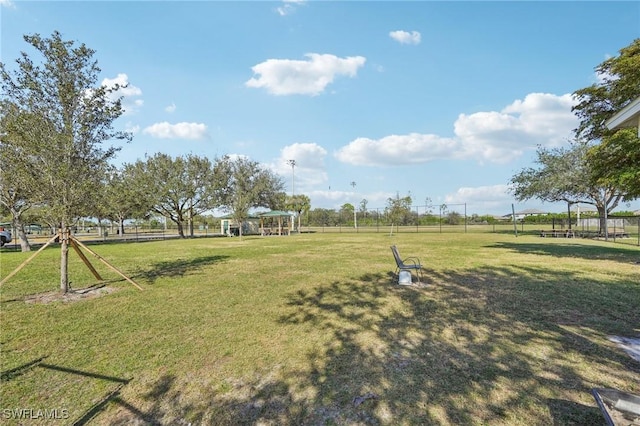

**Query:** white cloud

left=0, top=0, right=15, bottom=8
left=444, top=185, right=510, bottom=204
left=336, top=92, right=578, bottom=167
left=165, top=103, right=176, bottom=113
left=335, top=133, right=459, bottom=166
left=102, top=73, right=142, bottom=97
left=443, top=185, right=514, bottom=215
left=142, top=122, right=208, bottom=139
left=101, top=73, right=143, bottom=115
left=281, top=142, right=327, bottom=169
left=593, top=55, right=617, bottom=85
left=225, top=153, right=250, bottom=162
left=124, top=122, right=140, bottom=135
left=307, top=189, right=394, bottom=211
left=245, top=53, right=366, bottom=96
left=455, top=93, right=578, bottom=163
left=272, top=143, right=329, bottom=190
left=389, top=30, right=421, bottom=45
left=276, top=0, right=305, bottom=16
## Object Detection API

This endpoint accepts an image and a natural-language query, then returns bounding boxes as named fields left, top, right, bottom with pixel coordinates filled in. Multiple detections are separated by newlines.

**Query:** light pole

left=287, top=159, right=296, bottom=197
left=350, top=181, right=357, bottom=229
left=287, top=159, right=296, bottom=232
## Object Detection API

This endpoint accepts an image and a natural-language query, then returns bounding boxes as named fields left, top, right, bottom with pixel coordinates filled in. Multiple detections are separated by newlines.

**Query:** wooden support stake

left=70, top=237, right=143, bottom=291
left=70, top=238, right=103, bottom=281
left=0, top=233, right=60, bottom=286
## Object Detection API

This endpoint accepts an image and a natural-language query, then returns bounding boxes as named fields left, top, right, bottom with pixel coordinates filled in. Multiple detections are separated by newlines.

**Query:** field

left=1, top=232, right=639, bottom=425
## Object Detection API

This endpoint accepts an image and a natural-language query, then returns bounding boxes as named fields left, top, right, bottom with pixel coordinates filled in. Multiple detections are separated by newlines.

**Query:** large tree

left=510, top=141, right=624, bottom=232
left=0, top=106, right=38, bottom=252
left=588, top=128, right=640, bottom=199
left=130, top=153, right=221, bottom=238
left=0, top=32, right=129, bottom=292
left=215, top=155, right=284, bottom=238
left=572, top=39, right=640, bottom=202
left=573, top=39, right=640, bottom=141
left=100, top=164, right=156, bottom=236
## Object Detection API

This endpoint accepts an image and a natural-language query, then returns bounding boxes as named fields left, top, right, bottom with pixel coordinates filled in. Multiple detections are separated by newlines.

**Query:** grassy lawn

left=1, top=232, right=639, bottom=425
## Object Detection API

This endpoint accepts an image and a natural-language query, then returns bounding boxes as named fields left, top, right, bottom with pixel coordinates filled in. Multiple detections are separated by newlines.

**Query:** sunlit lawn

left=1, top=232, right=639, bottom=425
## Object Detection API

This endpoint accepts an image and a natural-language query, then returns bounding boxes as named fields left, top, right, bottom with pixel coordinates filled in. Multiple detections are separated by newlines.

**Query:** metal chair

left=390, top=245, right=422, bottom=284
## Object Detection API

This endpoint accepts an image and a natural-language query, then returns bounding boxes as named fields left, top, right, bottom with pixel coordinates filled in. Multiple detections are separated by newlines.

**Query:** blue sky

left=2, top=1, right=639, bottom=215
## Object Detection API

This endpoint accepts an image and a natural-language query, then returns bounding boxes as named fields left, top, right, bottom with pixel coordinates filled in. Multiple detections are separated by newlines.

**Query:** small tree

left=386, top=192, right=412, bottom=235
left=339, top=203, right=355, bottom=226
left=1, top=32, right=129, bottom=292
left=285, top=194, right=311, bottom=232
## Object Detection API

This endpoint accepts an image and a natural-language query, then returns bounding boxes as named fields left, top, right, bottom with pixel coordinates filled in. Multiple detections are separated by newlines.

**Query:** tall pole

left=287, top=159, right=296, bottom=232
left=287, top=159, right=296, bottom=197
left=350, top=181, right=357, bottom=229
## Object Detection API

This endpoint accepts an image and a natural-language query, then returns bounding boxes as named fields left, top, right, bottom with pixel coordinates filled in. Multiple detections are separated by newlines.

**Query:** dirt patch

left=25, top=285, right=118, bottom=304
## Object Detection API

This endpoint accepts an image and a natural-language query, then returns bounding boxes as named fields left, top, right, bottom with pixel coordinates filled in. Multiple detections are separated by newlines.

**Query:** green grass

left=1, top=233, right=639, bottom=425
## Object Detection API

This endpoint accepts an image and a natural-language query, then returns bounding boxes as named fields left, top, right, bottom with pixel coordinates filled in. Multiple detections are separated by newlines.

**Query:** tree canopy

left=128, top=153, right=222, bottom=238
left=215, top=156, right=284, bottom=238
left=285, top=194, right=311, bottom=231
left=571, top=38, right=640, bottom=209
left=0, top=31, right=129, bottom=292
left=572, top=38, right=640, bottom=141
left=510, top=141, right=625, bottom=230
left=386, top=192, right=412, bottom=234
left=588, top=128, right=640, bottom=199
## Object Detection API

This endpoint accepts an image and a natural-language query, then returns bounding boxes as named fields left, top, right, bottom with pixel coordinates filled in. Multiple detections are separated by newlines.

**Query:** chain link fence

left=3, top=204, right=639, bottom=248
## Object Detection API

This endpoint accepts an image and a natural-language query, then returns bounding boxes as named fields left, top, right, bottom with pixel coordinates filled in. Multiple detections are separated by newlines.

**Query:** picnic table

left=539, top=229, right=575, bottom=238
left=576, top=230, right=630, bottom=239
left=260, top=227, right=290, bottom=236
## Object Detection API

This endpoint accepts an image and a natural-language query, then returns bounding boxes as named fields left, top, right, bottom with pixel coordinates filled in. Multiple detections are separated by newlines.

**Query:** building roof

left=572, top=205, right=598, bottom=213
left=605, top=97, right=640, bottom=136
left=219, top=214, right=260, bottom=220
left=515, top=209, right=547, bottom=215
left=258, top=210, right=292, bottom=217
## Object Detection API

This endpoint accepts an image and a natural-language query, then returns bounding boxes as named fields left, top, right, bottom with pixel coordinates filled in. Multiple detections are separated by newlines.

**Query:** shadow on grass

left=489, top=241, right=640, bottom=265
left=101, top=263, right=639, bottom=425
left=0, top=357, right=133, bottom=425
left=132, top=255, right=229, bottom=284
left=0, top=356, right=48, bottom=382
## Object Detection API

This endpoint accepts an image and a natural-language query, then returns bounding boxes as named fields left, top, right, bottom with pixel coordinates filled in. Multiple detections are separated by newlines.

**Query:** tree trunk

left=60, top=227, right=69, bottom=293
left=15, top=219, right=32, bottom=252
left=119, top=218, right=125, bottom=236
left=189, top=204, right=194, bottom=237
left=596, top=204, right=608, bottom=237
left=176, top=220, right=184, bottom=238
